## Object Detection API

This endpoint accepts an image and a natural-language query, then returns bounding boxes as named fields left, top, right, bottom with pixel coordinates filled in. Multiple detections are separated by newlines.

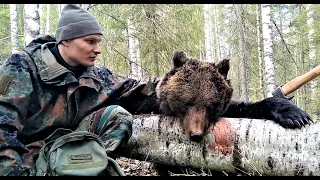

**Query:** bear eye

left=185, top=101, right=194, bottom=107
left=208, top=104, right=219, bottom=118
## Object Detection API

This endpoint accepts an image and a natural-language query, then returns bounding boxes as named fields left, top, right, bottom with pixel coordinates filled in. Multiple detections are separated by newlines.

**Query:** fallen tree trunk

left=119, top=114, right=320, bottom=176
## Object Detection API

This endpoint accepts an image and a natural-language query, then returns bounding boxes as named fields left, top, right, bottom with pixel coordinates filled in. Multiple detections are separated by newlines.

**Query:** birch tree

left=235, top=4, right=249, bottom=101
left=24, top=4, right=40, bottom=46
left=213, top=5, right=221, bottom=61
left=57, top=4, right=66, bottom=19
left=256, top=4, right=265, bottom=99
left=9, top=4, right=19, bottom=54
left=39, top=4, right=44, bottom=34
left=261, top=4, right=276, bottom=97
left=203, top=4, right=214, bottom=63
left=127, top=18, right=142, bottom=79
left=45, top=4, right=50, bottom=34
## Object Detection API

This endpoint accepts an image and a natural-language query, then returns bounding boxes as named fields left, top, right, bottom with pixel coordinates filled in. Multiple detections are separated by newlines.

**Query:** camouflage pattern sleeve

left=0, top=53, right=32, bottom=176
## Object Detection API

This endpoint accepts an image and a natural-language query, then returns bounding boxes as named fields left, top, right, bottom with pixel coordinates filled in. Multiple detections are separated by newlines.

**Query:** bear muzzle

left=183, top=107, right=209, bottom=142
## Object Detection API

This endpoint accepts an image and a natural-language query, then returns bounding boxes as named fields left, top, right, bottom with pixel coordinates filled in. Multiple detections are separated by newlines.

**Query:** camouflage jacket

left=0, top=35, right=155, bottom=176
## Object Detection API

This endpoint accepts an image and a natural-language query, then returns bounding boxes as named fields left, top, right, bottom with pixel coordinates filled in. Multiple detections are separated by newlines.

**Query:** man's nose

left=94, top=44, right=101, bottom=54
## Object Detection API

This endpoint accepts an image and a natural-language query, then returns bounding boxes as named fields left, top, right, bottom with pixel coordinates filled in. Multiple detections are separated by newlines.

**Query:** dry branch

left=120, top=114, right=320, bottom=176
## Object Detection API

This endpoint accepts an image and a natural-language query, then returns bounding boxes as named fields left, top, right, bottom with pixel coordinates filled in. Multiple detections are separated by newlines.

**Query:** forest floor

left=116, top=157, right=239, bottom=176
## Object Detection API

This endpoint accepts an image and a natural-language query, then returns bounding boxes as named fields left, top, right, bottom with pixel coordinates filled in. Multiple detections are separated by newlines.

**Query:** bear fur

left=115, top=50, right=312, bottom=142
left=155, top=51, right=233, bottom=142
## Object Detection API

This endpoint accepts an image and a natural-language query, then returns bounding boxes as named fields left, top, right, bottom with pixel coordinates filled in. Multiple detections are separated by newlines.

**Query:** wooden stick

left=282, top=65, right=320, bottom=95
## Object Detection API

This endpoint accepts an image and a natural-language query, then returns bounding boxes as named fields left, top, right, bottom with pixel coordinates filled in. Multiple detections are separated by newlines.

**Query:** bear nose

left=190, top=132, right=203, bottom=142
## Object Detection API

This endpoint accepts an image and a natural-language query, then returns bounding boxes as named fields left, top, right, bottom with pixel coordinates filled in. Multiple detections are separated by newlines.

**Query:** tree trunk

left=39, top=4, right=44, bottom=34
left=295, top=51, right=300, bottom=107
left=45, top=4, right=50, bottom=34
left=203, top=4, right=214, bottom=63
left=9, top=4, right=19, bottom=54
left=261, top=4, right=276, bottom=97
left=24, top=4, right=40, bottom=46
left=120, top=114, right=320, bottom=176
left=151, top=8, right=160, bottom=77
left=306, top=4, right=318, bottom=121
left=57, top=4, right=65, bottom=19
left=127, top=18, right=142, bottom=79
left=235, top=4, right=249, bottom=101
left=256, top=4, right=265, bottom=99
left=213, top=5, right=221, bottom=61
left=300, top=47, right=308, bottom=111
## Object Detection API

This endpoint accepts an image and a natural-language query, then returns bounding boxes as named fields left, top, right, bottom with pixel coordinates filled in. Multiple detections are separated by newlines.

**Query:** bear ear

left=217, top=59, right=230, bottom=78
left=172, top=51, right=187, bottom=68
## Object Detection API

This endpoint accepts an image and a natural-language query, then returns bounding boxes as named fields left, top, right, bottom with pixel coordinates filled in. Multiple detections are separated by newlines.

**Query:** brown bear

left=113, top=50, right=312, bottom=142
left=155, top=51, right=233, bottom=142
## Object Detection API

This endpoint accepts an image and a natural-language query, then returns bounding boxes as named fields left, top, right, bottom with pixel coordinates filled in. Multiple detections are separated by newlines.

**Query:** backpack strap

left=44, top=128, right=73, bottom=144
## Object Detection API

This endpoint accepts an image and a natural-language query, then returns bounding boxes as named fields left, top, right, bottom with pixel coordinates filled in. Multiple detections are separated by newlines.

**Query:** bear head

left=156, top=51, right=233, bottom=142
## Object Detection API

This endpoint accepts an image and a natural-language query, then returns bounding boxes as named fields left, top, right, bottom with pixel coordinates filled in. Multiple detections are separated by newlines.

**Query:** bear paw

left=264, top=97, right=313, bottom=129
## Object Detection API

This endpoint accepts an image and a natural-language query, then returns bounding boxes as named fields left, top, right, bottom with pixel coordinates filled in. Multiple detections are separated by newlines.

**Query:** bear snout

left=183, top=107, right=209, bottom=142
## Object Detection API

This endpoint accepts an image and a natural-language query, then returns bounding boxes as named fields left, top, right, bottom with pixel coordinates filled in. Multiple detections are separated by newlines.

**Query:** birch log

left=120, top=114, right=320, bottom=176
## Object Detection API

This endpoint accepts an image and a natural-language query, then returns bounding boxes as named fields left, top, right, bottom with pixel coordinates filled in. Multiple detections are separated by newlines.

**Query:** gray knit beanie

left=55, top=4, right=102, bottom=44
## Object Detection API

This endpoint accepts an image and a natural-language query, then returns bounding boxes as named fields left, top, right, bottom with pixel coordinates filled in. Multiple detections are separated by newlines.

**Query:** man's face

left=62, top=34, right=102, bottom=67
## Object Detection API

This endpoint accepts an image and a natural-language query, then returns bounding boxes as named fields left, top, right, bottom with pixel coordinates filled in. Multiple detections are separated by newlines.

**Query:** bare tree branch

left=103, top=37, right=152, bottom=77
left=272, top=20, right=297, bottom=67
left=0, top=35, right=24, bottom=42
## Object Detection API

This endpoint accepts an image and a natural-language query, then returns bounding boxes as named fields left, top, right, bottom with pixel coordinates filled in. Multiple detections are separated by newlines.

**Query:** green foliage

left=0, top=4, right=11, bottom=60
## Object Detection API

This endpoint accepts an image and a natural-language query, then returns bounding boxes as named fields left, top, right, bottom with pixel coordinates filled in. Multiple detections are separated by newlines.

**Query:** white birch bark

left=261, top=4, right=276, bottom=97
left=213, top=5, right=221, bottom=61
left=199, top=40, right=204, bottom=60
left=9, top=4, right=19, bottom=54
left=121, top=115, right=320, bottom=176
left=203, top=4, right=214, bottom=63
left=24, top=4, right=40, bottom=46
left=57, top=4, right=66, bottom=19
left=39, top=4, right=44, bottom=34
left=45, top=4, right=50, bottom=34
left=127, top=18, right=142, bottom=80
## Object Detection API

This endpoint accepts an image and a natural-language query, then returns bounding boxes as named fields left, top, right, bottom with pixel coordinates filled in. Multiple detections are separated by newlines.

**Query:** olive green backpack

left=35, top=128, right=125, bottom=176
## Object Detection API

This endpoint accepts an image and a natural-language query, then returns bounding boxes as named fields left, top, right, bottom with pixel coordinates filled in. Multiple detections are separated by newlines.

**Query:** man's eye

left=87, top=40, right=94, bottom=44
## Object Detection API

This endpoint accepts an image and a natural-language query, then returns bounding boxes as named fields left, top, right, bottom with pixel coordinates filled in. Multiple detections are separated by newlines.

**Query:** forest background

left=2, top=4, right=320, bottom=121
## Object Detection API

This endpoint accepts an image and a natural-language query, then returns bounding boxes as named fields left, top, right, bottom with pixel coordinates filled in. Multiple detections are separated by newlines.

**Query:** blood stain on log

left=207, top=118, right=234, bottom=156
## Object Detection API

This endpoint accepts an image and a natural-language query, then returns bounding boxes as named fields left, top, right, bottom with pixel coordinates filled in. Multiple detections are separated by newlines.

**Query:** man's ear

left=172, top=50, right=187, bottom=68
left=61, top=40, right=70, bottom=46
left=217, top=59, right=230, bottom=78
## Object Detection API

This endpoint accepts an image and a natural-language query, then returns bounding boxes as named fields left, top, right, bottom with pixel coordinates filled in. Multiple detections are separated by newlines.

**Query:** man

left=0, top=4, right=140, bottom=176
